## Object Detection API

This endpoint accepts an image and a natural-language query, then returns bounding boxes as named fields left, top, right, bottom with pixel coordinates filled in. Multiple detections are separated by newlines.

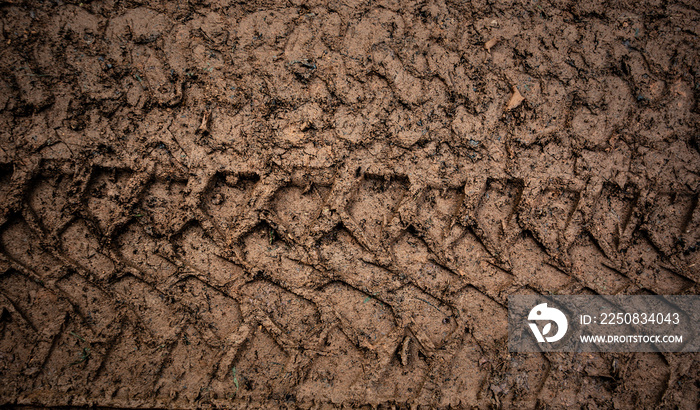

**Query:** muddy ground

left=0, top=0, right=698, bottom=408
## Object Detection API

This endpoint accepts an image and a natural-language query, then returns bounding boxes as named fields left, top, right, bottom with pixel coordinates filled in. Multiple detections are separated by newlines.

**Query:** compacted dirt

left=0, top=0, right=699, bottom=408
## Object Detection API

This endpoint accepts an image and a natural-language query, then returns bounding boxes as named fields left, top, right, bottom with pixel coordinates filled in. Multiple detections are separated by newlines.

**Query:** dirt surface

left=0, top=0, right=699, bottom=408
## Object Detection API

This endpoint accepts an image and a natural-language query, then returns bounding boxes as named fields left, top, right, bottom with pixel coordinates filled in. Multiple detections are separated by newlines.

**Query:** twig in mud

left=415, top=296, right=443, bottom=314
left=196, top=110, right=211, bottom=135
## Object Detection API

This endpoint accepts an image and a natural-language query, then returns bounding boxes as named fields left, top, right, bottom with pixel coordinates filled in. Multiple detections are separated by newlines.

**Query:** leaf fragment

left=506, top=87, right=525, bottom=111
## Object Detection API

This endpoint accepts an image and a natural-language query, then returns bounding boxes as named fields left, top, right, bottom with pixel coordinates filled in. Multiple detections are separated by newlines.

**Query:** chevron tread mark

left=1, top=0, right=699, bottom=408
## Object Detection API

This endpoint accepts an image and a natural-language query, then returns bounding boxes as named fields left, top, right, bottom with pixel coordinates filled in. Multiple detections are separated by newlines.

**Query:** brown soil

left=0, top=0, right=699, bottom=408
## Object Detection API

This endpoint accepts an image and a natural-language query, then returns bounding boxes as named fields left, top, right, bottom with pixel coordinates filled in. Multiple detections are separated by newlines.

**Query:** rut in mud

left=0, top=0, right=699, bottom=408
